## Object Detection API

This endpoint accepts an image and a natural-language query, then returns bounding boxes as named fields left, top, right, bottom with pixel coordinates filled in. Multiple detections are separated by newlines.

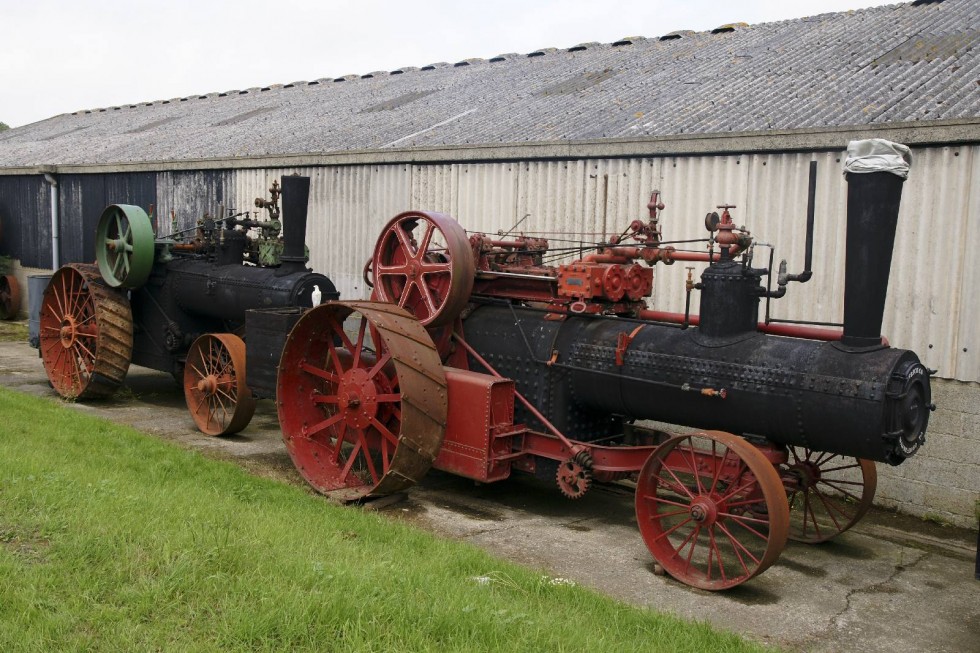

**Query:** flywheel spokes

left=39, top=264, right=132, bottom=399
left=785, top=448, right=877, bottom=543
left=371, top=211, right=474, bottom=327
left=277, top=301, right=447, bottom=501
left=184, top=333, right=256, bottom=436
left=96, top=204, right=155, bottom=289
left=635, top=431, right=789, bottom=590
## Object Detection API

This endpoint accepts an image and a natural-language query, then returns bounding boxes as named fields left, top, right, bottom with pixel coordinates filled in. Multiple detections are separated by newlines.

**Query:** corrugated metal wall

left=2, top=144, right=975, bottom=380
left=0, top=175, right=50, bottom=268
left=58, top=173, right=157, bottom=263
left=212, top=145, right=977, bottom=381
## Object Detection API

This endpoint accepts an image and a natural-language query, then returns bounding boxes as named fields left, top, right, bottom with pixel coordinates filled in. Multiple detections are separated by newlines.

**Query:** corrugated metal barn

left=1, top=0, right=977, bottom=525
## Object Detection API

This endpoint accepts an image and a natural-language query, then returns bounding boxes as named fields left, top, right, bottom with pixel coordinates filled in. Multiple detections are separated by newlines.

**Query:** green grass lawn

left=0, top=387, right=771, bottom=652
left=0, top=320, right=28, bottom=342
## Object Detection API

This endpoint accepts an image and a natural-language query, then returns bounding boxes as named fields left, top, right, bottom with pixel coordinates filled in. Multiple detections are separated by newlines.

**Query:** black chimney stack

left=841, top=140, right=911, bottom=348
left=278, top=175, right=311, bottom=275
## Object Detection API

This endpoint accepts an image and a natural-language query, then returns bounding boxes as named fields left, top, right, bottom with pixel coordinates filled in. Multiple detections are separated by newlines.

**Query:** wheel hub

left=790, top=461, right=820, bottom=490
left=197, top=375, right=219, bottom=395
left=59, top=316, right=77, bottom=348
left=689, top=497, right=719, bottom=525
left=338, top=367, right=378, bottom=428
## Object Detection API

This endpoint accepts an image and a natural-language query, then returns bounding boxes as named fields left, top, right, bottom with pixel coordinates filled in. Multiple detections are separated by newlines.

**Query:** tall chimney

left=278, top=175, right=311, bottom=275
left=841, top=139, right=912, bottom=348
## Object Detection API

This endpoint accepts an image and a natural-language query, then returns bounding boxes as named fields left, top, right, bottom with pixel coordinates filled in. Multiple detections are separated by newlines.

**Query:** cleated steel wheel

left=0, top=274, right=20, bottom=320
left=96, top=204, right=156, bottom=289
left=636, top=431, right=789, bottom=590
left=784, top=448, right=877, bottom=543
left=39, top=264, right=132, bottom=399
left=371, top=211, right=475, bottom=327
left=277, top=301, right=448, bottom=501
left=183, top=333, right=256, bottom=436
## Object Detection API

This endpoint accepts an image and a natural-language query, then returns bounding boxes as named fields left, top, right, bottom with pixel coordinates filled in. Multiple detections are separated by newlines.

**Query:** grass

left=0, top=387, right=771, bottom=652
left=0, top=320, right=28, bottom=342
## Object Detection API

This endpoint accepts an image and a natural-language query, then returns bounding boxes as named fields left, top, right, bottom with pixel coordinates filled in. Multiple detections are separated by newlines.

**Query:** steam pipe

left=802, top=160, right=816, bottom=277
left=778, top=160, right=817, bottom=287
left=637, top=309, right=871, bottom=342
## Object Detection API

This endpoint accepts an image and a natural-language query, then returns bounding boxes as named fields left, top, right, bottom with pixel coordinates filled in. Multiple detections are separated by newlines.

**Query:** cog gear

left=556, top=451, right=593, bottom=499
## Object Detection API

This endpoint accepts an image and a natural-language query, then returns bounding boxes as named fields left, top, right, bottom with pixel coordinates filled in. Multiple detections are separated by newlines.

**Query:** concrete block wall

left=876, top=379, right=980, bottom=528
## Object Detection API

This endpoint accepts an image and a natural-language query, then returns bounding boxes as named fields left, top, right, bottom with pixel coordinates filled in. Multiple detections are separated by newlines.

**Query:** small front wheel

left=183, top=333, right=256, bottom=436
left=635, top=431, right=789, bottom=590
left=784, top=448, right=877, bottom=543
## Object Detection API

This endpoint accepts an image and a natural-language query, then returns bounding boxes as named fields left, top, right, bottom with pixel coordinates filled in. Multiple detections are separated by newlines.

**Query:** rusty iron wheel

left=0, top=274, right=21, bottom=320
left=277, top=301, right=448, bottom=501
left=785, top=448, right=877, bottom=543
left=183, top=333, right=256, bottom=436
left=39, top=264, right=132, bottom=399
left=371, top=211, right=475, bottom=327
left=635, top=431, right=789, bottom=590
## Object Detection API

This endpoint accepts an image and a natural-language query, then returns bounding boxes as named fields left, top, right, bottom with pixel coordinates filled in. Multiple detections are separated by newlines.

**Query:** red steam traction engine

left=276, top=155, right=933, bottom=590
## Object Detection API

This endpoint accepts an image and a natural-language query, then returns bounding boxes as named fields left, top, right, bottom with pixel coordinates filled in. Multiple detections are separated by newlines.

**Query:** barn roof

left=1, top=0, right=978, bottom=170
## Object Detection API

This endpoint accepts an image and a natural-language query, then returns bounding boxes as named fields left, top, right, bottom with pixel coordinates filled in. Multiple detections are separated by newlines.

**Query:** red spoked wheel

left=277, top=301, right=447, bottom=501
left=371, top=211, right=475, bottom=327
left=784, top=448, right=877, bottom=543
left=39, top=264, right=132, bottom=399
left=636, top=431, right=789, bottom=590
left=183, top=333, right=257, bottom=436
left=0, top=275, right=20, bottom=320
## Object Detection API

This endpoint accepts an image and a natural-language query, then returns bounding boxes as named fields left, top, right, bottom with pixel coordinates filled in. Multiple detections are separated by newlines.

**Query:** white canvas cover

left=843, top=139, right=913, bottom=179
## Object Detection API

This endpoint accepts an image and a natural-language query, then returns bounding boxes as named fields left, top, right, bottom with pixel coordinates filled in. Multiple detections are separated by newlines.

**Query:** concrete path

left=1, top=339, right=976, bottom=653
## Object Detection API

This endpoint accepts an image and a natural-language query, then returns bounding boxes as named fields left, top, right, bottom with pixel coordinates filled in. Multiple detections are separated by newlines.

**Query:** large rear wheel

left=277, top=301, right=448, bottom=501
left=39, top=264, right=132, bottom=399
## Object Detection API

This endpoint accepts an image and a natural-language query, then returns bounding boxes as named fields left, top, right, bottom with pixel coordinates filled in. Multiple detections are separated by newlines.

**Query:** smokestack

left=841, top=139, right=912, bottom=348
left=279, top=175, right=311, bottom=274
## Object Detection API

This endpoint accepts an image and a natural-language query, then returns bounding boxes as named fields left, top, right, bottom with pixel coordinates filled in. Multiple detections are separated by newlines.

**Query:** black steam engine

left=463, top=169, right=929, bottom=466
left=38, top=175, right=337, bottom=435
left=276, top=141, right=934, bottom=590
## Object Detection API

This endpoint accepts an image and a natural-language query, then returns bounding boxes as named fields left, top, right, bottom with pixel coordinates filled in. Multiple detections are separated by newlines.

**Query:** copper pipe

left=638, top=310, right=849, bottom=342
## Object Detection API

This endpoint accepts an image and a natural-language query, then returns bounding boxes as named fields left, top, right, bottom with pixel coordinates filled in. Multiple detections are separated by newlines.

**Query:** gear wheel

left=556, top=451, right=593, bottom=499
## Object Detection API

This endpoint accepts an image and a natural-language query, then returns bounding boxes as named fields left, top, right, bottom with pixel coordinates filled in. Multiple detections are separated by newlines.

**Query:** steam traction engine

left=38, top=175, right=337, bottom=435
left=276, top=143, right=934, bottom=590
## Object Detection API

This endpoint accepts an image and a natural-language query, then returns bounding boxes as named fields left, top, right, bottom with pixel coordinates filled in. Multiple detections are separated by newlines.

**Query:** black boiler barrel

left=168, top=259, right=336, bottom=322
left=461, top=304, right=930, bottom=465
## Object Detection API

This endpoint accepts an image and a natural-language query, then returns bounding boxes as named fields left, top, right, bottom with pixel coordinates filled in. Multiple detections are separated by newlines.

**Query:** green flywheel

left=96, top=204, right=156, bottom=289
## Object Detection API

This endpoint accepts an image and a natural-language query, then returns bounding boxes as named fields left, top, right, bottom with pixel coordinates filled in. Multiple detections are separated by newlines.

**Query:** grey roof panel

left=1, top=0, right=978, bottom=167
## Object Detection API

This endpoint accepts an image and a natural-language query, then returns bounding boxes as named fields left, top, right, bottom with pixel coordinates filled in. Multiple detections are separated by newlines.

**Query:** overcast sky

left=2, top=0, right=900, bottom=128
